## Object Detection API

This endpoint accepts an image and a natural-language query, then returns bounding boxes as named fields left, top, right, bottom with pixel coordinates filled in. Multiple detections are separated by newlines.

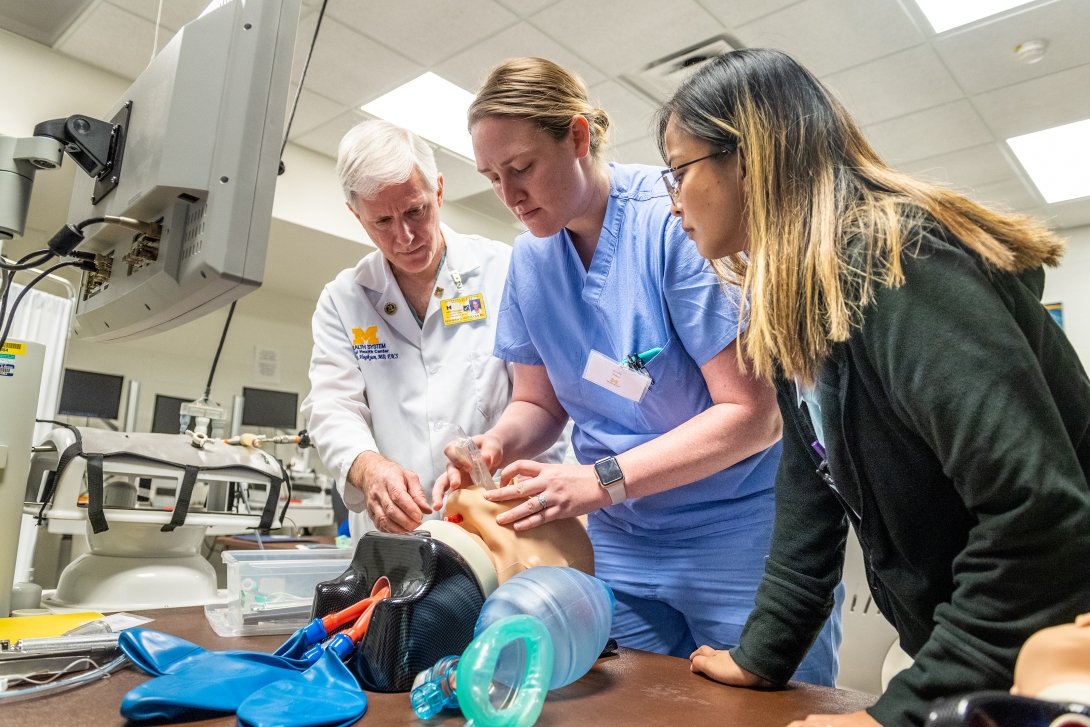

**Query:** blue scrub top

left=495, top=163, right=780, bottom=539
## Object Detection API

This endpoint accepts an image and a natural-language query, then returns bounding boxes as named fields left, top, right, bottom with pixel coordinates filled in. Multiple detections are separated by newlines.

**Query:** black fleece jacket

left=729, top=231, right=1090, bottom=726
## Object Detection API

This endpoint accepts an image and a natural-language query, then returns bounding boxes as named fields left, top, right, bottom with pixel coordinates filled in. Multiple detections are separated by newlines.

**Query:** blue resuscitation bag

left=118, top=628, right=366, bottom=726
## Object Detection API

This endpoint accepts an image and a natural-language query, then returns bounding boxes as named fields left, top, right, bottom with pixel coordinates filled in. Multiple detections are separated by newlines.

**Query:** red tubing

left=321, top=577, right=392, bottom=631
left=345, top=584, right=390, bottom=643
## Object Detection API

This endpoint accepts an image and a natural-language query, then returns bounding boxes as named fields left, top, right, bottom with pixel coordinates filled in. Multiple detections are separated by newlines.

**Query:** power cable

left=279, top=0, right=330, bottom=172
left=204, top=300, right=236, bottom=399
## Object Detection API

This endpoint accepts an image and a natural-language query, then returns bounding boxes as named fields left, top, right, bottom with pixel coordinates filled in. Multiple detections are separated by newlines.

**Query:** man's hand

left=432, top=433, right=503, bottom=509
left=347, top=451, right=432, bottom=534
left=786, top=713, right=881, bottom=727
left=689, top=646, right=772, bottom=688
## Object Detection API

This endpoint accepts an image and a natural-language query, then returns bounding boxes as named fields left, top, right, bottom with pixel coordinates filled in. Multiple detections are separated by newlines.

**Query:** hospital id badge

left=582, top=350, right=651, bottom=403
left=441, top=294, right=487, bottom=326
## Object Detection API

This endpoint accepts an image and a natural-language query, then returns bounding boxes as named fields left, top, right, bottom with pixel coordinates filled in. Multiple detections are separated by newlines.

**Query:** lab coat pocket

left=469, top=350, right=512, bottom=421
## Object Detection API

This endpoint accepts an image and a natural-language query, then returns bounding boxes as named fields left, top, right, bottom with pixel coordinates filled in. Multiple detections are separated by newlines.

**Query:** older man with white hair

left=301, top=120, right=566, bottom=539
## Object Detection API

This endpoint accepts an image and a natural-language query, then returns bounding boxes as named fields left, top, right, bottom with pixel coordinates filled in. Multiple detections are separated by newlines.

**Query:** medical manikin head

left=1012, top=613, right=1090, bottom=704
left=417, top=486, right=593, bottom=595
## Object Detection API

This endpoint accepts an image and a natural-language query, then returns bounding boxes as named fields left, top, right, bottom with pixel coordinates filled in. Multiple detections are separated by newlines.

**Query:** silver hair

left=337, top=119, right=439, bottom=206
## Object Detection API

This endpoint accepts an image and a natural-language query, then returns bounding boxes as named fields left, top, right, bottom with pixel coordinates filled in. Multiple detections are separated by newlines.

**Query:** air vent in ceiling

left=622, top=34, right=740, bottom=103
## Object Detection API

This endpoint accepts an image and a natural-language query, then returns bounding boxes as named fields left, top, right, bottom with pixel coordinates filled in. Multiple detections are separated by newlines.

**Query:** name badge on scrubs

left=441, top=294, right=487, bottom=326
left=582, top=350, right=651, bottom=403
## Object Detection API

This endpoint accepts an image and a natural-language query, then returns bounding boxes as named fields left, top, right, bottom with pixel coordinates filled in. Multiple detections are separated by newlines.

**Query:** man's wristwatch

left=594, top=456, right=627, bottom=505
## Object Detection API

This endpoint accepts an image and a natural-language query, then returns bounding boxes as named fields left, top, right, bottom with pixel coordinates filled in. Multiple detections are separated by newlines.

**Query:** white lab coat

left=301, top=223, right=568, bottom=539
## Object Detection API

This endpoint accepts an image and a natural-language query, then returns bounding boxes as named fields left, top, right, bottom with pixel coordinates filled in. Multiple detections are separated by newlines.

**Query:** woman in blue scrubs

left=433, top=57, right=842, bottom=685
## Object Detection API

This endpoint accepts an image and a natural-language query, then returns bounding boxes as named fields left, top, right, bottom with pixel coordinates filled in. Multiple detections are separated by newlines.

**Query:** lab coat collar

left=354, top=223, right=484, bottom=350
left=353, top=222, right=481, bottom=293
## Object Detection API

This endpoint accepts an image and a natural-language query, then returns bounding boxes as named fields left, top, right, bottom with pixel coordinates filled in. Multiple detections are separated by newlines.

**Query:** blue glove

left=237, top=649, right=367, bottom=727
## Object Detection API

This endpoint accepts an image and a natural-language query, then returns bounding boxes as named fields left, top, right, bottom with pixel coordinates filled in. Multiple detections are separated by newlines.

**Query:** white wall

left=1044, top=224, right=1090, bottom=365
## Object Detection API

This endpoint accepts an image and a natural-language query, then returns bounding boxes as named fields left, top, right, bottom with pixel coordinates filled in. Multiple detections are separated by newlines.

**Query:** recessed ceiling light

left=362, top=72, right=476, bottom=161
left=1007, top=118, right=1090, bottom=204
left=913, top=0, right=1037, bottom=33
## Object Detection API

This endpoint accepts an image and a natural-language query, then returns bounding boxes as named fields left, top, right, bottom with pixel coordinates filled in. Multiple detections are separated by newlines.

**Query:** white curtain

left=7, top=281, right=73, bottom=444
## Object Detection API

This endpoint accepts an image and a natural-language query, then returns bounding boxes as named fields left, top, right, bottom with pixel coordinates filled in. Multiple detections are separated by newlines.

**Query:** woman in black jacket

left=653, top=48, right=1090, bottom=727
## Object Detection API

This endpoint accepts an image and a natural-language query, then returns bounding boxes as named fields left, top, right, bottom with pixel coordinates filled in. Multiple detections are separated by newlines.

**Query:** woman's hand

left=785, top=713, right=881, bottom=727
left=432, top=433, right=504, bottom=510
left=689, top=646, right=772, bottom=687
left=484, top=461, right=612, bottom=530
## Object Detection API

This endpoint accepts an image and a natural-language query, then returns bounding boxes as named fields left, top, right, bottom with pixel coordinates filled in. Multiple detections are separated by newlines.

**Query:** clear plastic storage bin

left=204, top=549, right=352, bottom=636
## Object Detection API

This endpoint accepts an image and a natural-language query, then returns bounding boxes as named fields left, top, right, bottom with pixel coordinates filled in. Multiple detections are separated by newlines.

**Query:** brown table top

left=215, top=534, right=337, bottom=550
left=0, top=606, right=876, bottom=727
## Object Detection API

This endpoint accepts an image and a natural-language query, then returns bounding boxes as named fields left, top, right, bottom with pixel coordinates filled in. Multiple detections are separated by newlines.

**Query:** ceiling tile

left=284, top=86, right=347, bottom=139
left=737, top=0, right=924, bottom=77
left=325, top=0, right=517, bottom=67
left=56, top=2, right=175, bottom=80
left=863, top=99, right=994, bottom=163
left=1045, top=199, right=1090, bottom=230
left=453, top=189, right=521, bottom=228
left=972, top=62, right=1090, bottom=139
left=696, top=0, right=807, bottom=29
left=0, top=0, right=94, bottom=46
left=823, top=45, right=963, bottom=126
left=608, top=135, right=665, bottom=167
left=969, top=176, right=1043, bottom=211
left=493, top=0, right=559, bottom=16
left=292, top=18, right=423, bottom=106
left=435, top=147, right=493, bottom=201
left=590, top=80, right=657, bottom=145
left=295, top=109, right=370, bottom=159
left=105, top=0, right=208, bottom=32
left=932, top=0, right=1090, bottom=95
left=898, top=143, right=1017, bottom=189
left=433, top=21, right=605, bottom=91
left=530, top=0, right=723, bottom=76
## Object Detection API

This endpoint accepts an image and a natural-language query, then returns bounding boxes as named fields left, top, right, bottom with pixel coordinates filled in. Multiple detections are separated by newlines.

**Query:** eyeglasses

left=660, top=147, right=736, bottom=204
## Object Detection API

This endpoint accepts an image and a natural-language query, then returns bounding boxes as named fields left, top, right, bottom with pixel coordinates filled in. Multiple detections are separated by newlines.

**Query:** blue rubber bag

left=118, top=629, right=320, bottom=721
left=237, top=649, right=367, bottom=727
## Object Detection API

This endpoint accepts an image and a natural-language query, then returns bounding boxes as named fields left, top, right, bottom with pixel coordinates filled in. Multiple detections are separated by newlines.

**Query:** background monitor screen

left=241, top=387, right=298, bottom=430
left=151, top=395, right=191, bottom=434
left=57, top=369, right=124, bottom=419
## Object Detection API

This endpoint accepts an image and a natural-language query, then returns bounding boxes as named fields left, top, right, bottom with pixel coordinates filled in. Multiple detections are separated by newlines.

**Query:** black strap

left=258, top=476, right=282, bottom=533
left=161, top=465, right=200, bottom=532
left=85, top=453, right=109, bottom=534
left=37, top=439, right=83, bottom=525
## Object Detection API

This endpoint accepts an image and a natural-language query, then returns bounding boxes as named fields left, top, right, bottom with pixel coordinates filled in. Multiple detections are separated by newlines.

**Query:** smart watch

left=594, top=456, right=627, bottom=505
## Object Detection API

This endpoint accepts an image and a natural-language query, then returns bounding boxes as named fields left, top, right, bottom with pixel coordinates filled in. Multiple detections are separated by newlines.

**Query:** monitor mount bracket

left=33, top=101, right=132, bottom=205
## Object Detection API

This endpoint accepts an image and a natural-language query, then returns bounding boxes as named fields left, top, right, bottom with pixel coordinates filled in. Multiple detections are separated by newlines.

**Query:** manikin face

left=1012, top=613, right=1090, bottom=698
left=438, top=486, right=594, bottom=584
left=663, top=116, right=749, bottom=261
left=471, top=115, right=595, bottom=239
left=348, top=169, right=445, bottom=276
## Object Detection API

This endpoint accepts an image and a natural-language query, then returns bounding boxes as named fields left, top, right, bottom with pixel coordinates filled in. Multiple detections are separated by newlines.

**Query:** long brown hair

left=468, top=57, right=611, bottom=156
left=656, top=49, right=1064, bottom=384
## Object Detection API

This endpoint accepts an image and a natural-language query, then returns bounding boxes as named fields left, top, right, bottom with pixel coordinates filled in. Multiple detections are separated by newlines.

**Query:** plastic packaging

left=474, top=567, right=614, bottom=690
left=205, top=549, right=352, bottom=636
left=410, top=654, right=459, bottom=719
left=446, top=424, right=496, bottom=491
left=457, top=615, right=553, bottom=727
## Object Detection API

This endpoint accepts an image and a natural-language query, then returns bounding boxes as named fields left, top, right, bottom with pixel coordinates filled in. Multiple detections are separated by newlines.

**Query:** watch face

left=595, top=457, right=623, bottom=486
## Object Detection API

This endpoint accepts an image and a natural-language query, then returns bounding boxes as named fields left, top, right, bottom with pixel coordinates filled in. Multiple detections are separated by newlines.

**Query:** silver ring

left=536, top=493, right=548, bottom=511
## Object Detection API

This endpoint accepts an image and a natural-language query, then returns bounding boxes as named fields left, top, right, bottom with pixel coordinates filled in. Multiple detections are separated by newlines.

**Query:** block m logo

left=352, top=326, right=379, bottom=345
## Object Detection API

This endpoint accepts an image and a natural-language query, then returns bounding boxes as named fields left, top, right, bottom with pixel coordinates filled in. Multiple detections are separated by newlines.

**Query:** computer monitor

left=151, top=394, right=192, bottom=434
left=64, top=0, right=299, bottom=342
left=57, top=369, right=124, bottom=420
left=241, top=387, right=298, bottom=430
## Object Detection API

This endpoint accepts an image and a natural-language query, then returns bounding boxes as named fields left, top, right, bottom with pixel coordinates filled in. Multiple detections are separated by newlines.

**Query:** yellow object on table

left=0, top=611, right=104, bottom=642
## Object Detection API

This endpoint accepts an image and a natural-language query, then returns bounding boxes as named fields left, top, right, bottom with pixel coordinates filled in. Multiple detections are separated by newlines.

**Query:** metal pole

left=230, top=395, right=244, bottom=438
left=124, top=380, right=140, bottom=432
